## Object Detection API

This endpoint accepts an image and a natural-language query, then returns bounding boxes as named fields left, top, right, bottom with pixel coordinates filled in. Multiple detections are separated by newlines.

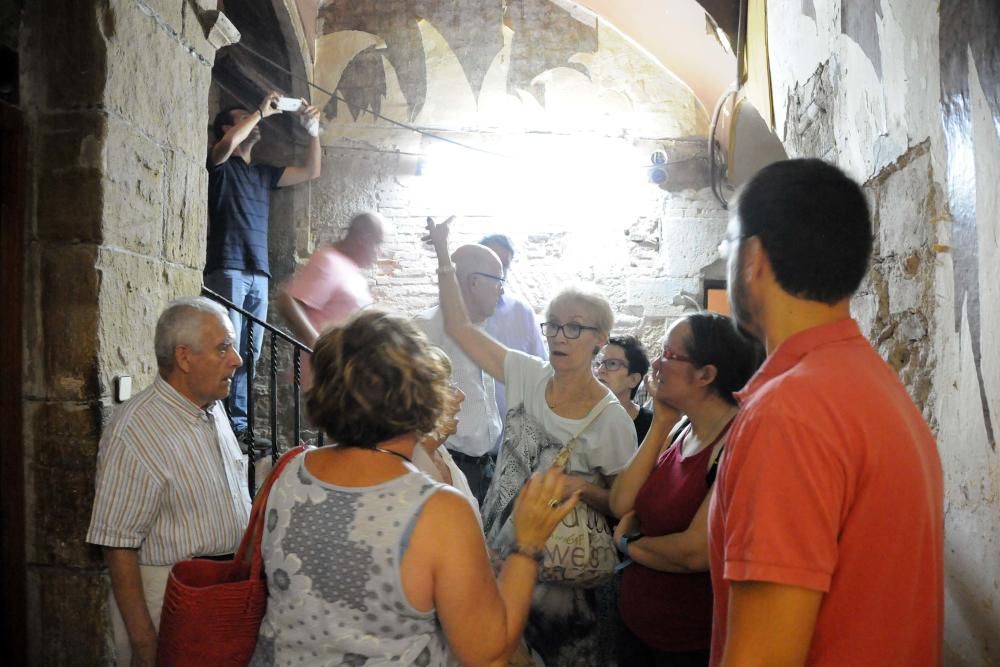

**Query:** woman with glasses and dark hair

left=608, top=312, right=762, bottom=666
left=426, top=218, right=638, bottom=667
left=249, top=310, right=578, bottom=667
left=596, top=335, right=653, bottom=443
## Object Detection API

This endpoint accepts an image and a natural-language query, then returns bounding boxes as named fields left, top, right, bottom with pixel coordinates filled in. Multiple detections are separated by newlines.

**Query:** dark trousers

left=617, top=621, right=710, bottom=667
left=447, top=449, right=494, bottom=505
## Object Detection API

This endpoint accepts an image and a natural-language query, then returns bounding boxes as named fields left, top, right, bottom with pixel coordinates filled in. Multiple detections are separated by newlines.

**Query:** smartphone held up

left=274, top=97, right=303, bottom=112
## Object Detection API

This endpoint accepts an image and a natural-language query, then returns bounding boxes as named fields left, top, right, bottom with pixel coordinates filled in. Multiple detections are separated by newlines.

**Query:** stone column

left=20, top=1, right=220, bottom=662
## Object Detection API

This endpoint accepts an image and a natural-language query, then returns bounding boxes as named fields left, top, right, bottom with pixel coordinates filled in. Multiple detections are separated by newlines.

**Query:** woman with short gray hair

left=426, top=217, right=637, bottom=666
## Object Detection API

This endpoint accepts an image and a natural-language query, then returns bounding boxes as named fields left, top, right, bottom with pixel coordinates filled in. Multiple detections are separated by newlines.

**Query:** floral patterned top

left=250, top=453, right=449, bottom=667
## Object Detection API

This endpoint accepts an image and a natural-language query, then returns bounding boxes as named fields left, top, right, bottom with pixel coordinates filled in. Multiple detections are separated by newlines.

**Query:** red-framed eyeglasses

left=660, top=347, right=694, bottom=364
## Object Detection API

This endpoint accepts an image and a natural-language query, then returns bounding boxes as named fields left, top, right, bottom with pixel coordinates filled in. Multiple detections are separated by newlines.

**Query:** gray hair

left=154, top=297, right=230, bottom=372
left=480, top=234, right=515, bottom=257
left=547, top=286, right=615, bottom=338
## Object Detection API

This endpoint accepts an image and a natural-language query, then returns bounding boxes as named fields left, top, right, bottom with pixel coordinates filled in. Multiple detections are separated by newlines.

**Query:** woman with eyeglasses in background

left=595, top=335, right=654, bottom=443
left=411, top=346, right=482, bottom=527
left=426, top=217, right=637, bottom=667
left=608, top=312, right=763, bottom=666
left=591, top=334, right=654, bottom=665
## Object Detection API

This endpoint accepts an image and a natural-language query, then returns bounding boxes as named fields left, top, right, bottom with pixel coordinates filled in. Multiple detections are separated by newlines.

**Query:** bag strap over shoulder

left=704, top=417, right=735, bottom=486
left=663, top=415, right=733, bottom=486
left=552, top=396, right=616, bottom=469
left=668, top=416, right=691, bottom=447
left=236, top=445, right=308, bottom=570
left=495, top=397, right=617, bottom=531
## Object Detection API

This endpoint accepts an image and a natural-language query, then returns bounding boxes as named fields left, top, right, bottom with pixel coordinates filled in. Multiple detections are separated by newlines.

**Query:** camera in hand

left=274, top=97, right=303, bottom=112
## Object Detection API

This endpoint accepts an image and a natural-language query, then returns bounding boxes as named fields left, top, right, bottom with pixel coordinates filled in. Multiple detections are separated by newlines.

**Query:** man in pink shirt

left=277, top=211, right=384, bottom=387
left=709, top=159, right=943, bottom=666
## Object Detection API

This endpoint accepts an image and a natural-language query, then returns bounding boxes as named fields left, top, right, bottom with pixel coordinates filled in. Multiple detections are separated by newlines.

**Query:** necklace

left=373, top=446, right=413, bottom=464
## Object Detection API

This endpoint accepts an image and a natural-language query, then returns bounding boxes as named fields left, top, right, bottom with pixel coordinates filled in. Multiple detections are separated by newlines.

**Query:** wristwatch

left=618, top=532, right=643, bottom=555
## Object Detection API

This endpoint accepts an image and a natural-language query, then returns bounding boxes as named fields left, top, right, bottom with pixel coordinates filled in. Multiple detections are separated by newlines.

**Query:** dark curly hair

left=681, top=312, right=764, bottom=405
left=306, top=310, right=452, bottom=448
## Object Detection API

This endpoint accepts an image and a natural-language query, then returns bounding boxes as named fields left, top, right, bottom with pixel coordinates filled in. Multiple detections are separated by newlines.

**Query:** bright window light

left=416, top=134, right=651, bottom=239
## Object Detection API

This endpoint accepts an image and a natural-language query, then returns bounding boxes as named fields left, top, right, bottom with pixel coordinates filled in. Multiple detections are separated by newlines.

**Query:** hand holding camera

left=274, top=96, right=321, bottom=137
left=257, top=92, right=321, bottom=137
left=274, top=97, right=303, bottom=112
left=257, top=92, right=282, bottom=119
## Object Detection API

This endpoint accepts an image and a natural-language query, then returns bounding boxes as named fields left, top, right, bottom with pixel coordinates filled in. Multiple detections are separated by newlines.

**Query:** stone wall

left=767, top=1, right=999, bottom=663
left=19, top=0, right=219, bottom=662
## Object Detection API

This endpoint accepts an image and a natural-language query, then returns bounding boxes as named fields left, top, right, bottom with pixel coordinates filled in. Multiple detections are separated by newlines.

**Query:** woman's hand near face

left=646, top=371, right=682, bottom=427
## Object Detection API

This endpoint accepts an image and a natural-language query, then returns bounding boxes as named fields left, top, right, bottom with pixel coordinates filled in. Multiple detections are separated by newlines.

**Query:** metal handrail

left=201, top=286, right=319, bottom=496
left=202, top=286, right=312, bottom=349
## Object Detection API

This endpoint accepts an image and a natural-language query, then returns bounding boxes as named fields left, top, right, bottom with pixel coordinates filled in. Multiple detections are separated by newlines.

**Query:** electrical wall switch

left=115, top=376, right=132, bottom=402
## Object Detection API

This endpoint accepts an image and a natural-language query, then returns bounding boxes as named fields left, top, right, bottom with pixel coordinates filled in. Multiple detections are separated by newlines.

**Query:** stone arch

left=210, top=0, right=315, bottom=284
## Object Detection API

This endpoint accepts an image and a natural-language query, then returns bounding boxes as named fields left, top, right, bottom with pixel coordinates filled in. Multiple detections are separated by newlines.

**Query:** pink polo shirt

left=709, top=319, right=943, bottom=666
left=285, top=245, right=372, bottom=387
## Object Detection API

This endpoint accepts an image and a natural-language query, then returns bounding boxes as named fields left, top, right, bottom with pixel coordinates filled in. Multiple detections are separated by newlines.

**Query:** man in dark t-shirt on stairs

left=205, top=90, right=321, bottom=442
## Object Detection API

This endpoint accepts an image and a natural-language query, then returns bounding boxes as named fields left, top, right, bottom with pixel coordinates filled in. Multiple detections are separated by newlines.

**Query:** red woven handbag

left=157, top=446, right=306, bottom=667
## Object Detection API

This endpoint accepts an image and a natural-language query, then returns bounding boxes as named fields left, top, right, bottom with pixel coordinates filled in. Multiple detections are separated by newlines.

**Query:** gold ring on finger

left=547, top=498, right=560, bottom=508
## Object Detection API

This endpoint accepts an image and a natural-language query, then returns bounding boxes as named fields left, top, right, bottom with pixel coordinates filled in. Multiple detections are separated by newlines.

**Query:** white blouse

left=412, top=443, right=483, bottom=529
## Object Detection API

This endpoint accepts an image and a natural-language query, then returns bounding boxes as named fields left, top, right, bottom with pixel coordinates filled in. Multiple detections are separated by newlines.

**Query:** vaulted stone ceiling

left=213, top=0, right=295, bottom=112
left=573, top=0, right=737, bottom=116
left=316, top=0, right=600, bottom=120
left=288, top=0, right=740, bottom=118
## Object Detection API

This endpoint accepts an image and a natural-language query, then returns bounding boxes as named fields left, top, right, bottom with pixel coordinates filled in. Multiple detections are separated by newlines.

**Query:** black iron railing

left=202, top=286, right=320, bottom=496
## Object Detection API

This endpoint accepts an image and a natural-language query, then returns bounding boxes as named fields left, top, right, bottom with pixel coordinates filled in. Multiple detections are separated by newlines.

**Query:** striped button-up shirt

left=87, top=376, right=252, bottom=565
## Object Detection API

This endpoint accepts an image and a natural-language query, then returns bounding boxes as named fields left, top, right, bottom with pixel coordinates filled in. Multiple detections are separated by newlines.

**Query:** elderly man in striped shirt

left=87, top=297, right=251, bottom=666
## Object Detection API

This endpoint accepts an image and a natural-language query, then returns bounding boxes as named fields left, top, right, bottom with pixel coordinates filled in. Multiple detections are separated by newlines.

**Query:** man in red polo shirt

left=709, top=159, right=943, bottom=666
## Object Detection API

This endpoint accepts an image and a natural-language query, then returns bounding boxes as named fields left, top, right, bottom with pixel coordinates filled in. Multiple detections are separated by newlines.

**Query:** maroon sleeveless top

left=618, top=426, right=716, bottom=652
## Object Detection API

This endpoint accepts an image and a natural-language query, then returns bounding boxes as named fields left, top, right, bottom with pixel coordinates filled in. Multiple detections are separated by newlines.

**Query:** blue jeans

left=204, top=269, right=269, bottom=432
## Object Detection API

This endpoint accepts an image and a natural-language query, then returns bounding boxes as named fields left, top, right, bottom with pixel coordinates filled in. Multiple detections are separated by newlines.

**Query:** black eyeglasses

left=471, top=271, right=505, bottom=284
left=593, top=358, right=628, bottom=372
left=540, top=322, right=599, bottom=339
